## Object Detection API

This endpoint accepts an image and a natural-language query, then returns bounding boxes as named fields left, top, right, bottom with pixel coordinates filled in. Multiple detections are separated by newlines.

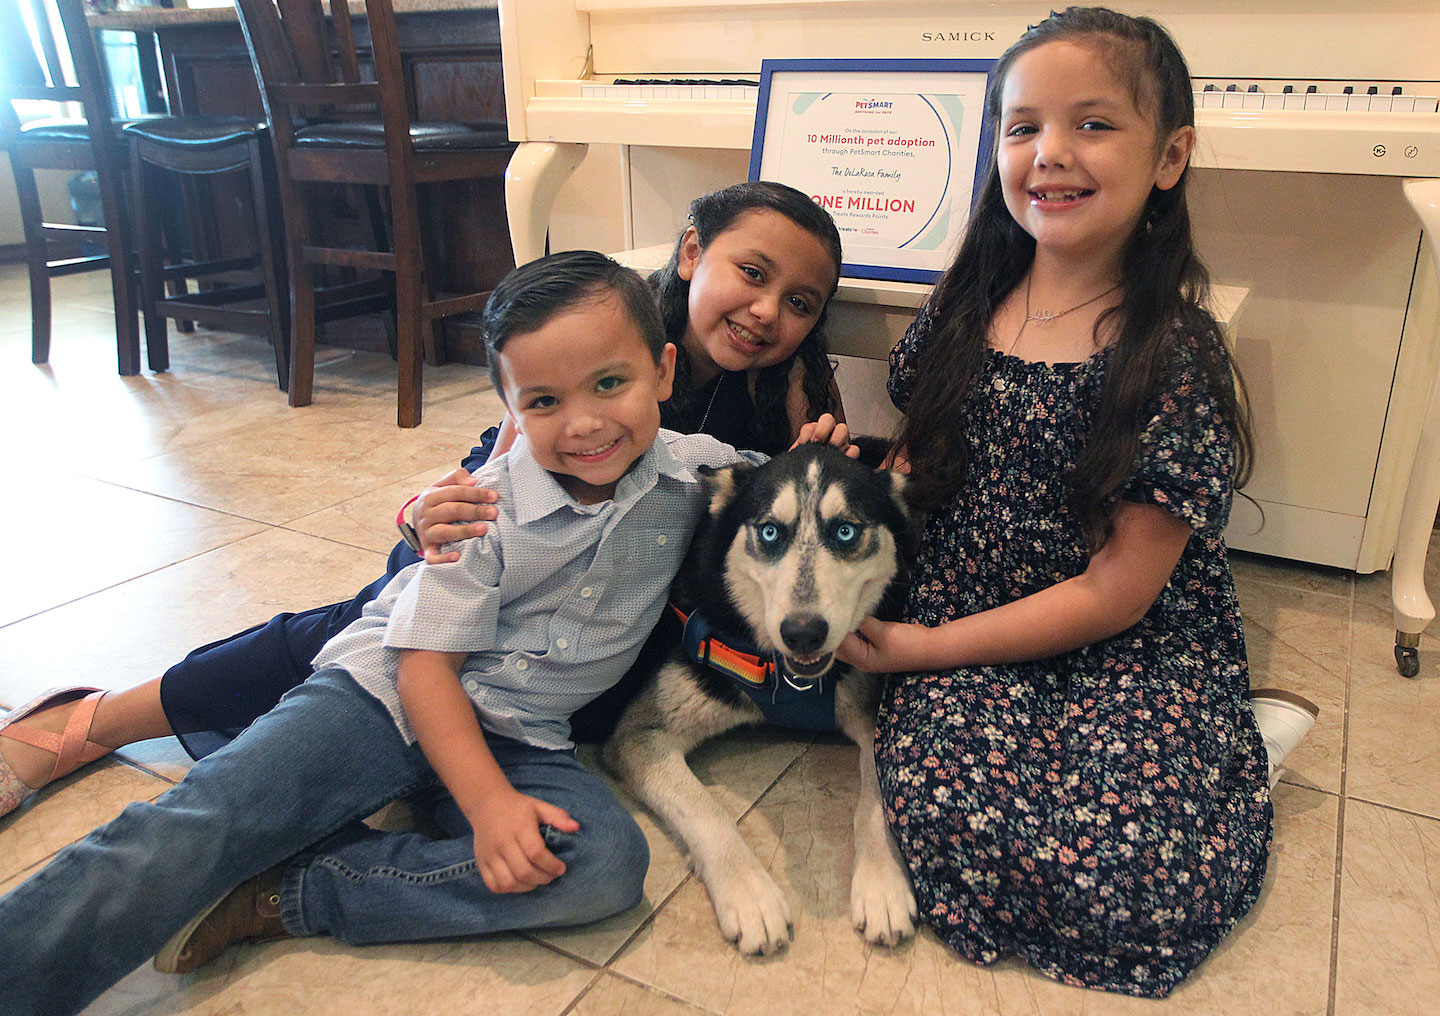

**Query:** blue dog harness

left=671, top=604, right=838, bottom=732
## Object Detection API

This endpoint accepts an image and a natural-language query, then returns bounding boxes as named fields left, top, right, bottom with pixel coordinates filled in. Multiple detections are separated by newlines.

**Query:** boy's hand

left=472, top=789, right=580, bottom=893
left=413, top=467, right=500, bottom=563
left=790, top=413, right=860, bottom=458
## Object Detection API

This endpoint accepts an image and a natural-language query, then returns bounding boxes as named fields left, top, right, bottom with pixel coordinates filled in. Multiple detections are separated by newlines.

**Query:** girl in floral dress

left=838, top=6, right=1312, bottom=998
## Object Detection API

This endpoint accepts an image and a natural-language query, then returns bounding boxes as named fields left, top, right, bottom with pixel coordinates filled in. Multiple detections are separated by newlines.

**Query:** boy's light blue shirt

left=313, top=428, right=764, bottom=749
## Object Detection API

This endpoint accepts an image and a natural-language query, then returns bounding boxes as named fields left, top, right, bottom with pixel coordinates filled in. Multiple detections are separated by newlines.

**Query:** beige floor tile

left=532, top=733, right=814, bottom=966
left=570, top=973, right=720, bottom=1016
left=1245, top=623, right=1345, bottom=794
left=83, top=933, right=599, bottom=1016
left=1345, top=601, right=1440, bottom=818
left=1236, top=576, right=1354, bottom=682
left=113, top=736, right=201, bottom=784
left=0, top=527, right=387, bottom=708
left=0, top=476, right=265, bottom=628
left=416, top=382, right=508, bottom=438
left=1232, top=549, right=1355, bottom=600
left=83, top=409, right=474, bottom=524
left=1334, top=801, right=1440, bottom=1015
left=611, top=740, right=926, bottom=1015
left=285, top=467, right=466, bottom=554
left=0, top=759, right=172, bottom=883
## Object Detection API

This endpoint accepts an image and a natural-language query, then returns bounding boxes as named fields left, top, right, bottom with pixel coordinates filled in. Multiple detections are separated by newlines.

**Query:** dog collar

left=671, top=603, right=775, bottom=687
left=669, top=603, right=839, bottom=733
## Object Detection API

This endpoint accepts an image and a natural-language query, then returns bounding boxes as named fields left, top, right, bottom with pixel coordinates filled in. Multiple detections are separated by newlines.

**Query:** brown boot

left=154, top=864, right=292, bottom=974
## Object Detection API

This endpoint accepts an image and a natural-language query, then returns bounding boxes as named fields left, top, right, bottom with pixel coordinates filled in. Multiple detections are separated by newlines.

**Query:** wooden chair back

left=233, top=0, right=514, bottom=427
left=0, top=0, right=117, bottom=142
left=1, top=0, right=141, bottom=374
left=233, top=0, right=414, bottom=168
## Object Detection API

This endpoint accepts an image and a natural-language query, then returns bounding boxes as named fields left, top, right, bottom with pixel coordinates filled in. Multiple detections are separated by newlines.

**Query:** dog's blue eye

left=834, top=522, right=858, bottom=544
left=758, top=523, right=783, bottom=545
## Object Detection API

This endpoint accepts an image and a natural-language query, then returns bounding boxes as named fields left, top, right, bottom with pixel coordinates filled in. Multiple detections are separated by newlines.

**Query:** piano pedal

left=1394, top=632, right=1421, bottom=678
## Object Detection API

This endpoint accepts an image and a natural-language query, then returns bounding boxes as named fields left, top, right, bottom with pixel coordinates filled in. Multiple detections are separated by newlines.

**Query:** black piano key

left=1248, top=85, right=1260, bottom=92
left=1369, top=86, right=1379, bottom=94
left=1283, top=85, right=1294, bottom=93
left=606, top=77, right=760, bottom=89
left=1306, top=85, right=1318, bottom=93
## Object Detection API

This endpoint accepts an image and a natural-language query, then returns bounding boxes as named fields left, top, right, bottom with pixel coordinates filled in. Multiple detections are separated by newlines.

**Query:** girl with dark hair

left=0, top=181, right=846, bottom=814
left=836, top=7, right=1314, bottom=997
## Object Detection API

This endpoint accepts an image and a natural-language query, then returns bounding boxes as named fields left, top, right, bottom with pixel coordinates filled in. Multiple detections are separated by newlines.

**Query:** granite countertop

left=90, top=0, right=496, bottom=29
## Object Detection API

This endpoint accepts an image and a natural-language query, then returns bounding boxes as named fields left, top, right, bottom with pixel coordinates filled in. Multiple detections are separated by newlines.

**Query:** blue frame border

left=748, top=57, right=998, bottom=284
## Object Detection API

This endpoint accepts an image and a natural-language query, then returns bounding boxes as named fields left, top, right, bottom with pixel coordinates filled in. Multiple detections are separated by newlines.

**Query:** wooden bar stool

left=234, top=0, right=516, bottom=427
left=125, top=116, right=291, bottom=387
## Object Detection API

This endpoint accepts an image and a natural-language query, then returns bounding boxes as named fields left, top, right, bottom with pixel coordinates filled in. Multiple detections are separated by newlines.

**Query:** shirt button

left=464, top=679, right=479, bottom=692
left=580, top=586, right=593, bottom=598
left=555, top=637, right=569, bottom=650
left=515, top=659, right=529, bottom=671
left=657, top=534, right=668, bottom=546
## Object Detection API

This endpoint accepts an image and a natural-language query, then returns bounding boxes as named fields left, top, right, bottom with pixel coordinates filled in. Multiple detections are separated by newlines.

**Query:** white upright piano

left=496, top=0, right=1440, bottom=674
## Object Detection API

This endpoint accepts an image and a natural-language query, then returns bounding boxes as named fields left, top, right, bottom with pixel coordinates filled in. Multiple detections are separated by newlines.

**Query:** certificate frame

left=748, top=58, right=998, bottom=284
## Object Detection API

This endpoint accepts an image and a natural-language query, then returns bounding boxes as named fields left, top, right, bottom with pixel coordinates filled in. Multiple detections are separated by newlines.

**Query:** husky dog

left=601, top=444, right=918, bottom=956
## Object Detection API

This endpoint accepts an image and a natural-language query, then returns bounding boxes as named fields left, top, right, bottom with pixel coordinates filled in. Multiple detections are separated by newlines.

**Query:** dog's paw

left=850, top=858, right=917, bottom=947
left=704, top=862, right=793, bottom=955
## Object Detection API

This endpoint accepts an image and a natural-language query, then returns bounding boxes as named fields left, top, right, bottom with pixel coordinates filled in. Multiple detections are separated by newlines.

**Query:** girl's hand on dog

left=414, top=467, right=500, bottom=563
left=791, top=413, right=860, bottom=458
left=472, top=789, right=579, bottom=893
left=838, top=616, right=929, bottom=673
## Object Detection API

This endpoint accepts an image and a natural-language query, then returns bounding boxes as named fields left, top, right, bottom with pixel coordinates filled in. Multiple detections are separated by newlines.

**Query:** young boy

left=0, top=252, right=769, bottom=1016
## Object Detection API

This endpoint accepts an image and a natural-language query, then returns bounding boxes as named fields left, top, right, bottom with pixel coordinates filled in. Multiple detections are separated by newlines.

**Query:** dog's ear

left=881, top=467, right=921, bottom=536
left=881, top=467, right=909, bottom=506
left=699, top=460, right=754, bottom=517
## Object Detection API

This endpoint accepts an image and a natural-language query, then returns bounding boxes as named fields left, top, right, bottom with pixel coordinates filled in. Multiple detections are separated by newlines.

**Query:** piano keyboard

left=1195, top=79, right=1439, bottom=113
left=578, top=78, right=759, bottom=101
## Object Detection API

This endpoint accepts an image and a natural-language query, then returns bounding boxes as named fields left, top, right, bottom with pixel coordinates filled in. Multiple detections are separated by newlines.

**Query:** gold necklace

left=1006, top=275, right=1122, bottom=355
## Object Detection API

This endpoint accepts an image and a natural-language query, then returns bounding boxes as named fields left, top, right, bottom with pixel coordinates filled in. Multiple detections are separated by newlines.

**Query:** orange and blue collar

left=669, top=602, right=838, bottom=733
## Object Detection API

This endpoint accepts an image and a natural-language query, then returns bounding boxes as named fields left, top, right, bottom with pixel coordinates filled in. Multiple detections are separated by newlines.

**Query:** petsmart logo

left=854, top=99, right=894, bottom=110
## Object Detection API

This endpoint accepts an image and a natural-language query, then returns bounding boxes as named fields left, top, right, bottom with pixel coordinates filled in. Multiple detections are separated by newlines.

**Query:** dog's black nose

left=780, top=613, right=829, bottom=654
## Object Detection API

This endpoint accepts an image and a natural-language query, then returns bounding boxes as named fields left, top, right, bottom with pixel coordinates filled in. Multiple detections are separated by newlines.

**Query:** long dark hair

left=896, top=6, right=1253, bottom=549
left=650, top=181, right=843, bottom=455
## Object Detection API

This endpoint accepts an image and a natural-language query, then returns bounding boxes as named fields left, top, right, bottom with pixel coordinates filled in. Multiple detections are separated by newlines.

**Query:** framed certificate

left=748, top=58, right=998, bottom=283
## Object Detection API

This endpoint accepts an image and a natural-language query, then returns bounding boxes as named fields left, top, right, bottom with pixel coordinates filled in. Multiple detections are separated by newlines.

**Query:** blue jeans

left=0, top=670, right=648, bottom=1016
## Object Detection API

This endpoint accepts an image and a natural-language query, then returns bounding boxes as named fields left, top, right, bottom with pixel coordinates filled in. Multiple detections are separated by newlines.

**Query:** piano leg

left=1390, top=178, right=1440, bottom=676
left=504, top=141, right=589, bottom=267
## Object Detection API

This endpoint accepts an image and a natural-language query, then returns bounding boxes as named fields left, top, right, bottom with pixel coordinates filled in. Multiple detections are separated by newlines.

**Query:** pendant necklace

left=1006, top=274, right=1122, bottom=356
left=697, top=372, right=725, bottom=433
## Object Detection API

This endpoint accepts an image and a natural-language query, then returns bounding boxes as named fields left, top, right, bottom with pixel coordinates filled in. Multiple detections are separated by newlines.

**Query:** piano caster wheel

left=1395, top=641, right=1420, bottom=678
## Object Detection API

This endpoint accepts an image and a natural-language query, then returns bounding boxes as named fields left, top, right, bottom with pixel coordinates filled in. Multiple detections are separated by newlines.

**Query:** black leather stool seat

left=292, top=120, right=510, bottom=151
left=124, top=115, right=267, bottom=148
left=18, top=114, right=169, bottom=143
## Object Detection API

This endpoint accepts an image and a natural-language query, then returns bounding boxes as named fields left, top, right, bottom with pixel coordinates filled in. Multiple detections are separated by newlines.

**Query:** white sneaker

left=1249, top=688, right=1319, bottom=789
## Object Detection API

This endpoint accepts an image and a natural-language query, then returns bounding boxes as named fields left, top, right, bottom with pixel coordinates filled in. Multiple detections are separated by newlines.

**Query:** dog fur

left=599, top=444, right=918, bottom=955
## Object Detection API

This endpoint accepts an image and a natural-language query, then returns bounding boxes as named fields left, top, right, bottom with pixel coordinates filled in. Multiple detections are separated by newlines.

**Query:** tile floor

left=2, top=263, right=1439, bottom=1016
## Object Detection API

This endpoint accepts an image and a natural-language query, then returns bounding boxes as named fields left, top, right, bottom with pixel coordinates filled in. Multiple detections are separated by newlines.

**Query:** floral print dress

left=878, top=305, right=1270, bottom=997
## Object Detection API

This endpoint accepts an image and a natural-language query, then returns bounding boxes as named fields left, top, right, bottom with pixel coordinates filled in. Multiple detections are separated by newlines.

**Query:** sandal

left=1, top=687, right=112, bottom=818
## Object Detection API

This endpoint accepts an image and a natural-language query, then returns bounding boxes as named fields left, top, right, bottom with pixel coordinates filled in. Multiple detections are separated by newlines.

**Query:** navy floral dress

left=877, top=304, right=1271, bottom=997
